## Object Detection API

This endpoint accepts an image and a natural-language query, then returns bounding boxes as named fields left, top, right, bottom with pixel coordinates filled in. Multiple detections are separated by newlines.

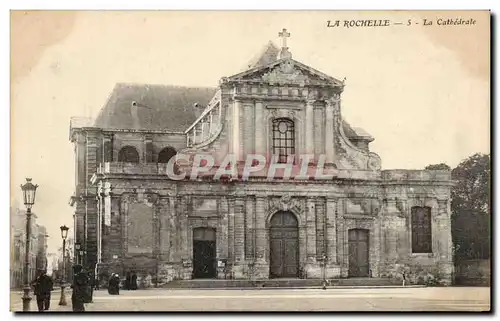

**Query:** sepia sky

left=10, top=11, right=490, bottom=254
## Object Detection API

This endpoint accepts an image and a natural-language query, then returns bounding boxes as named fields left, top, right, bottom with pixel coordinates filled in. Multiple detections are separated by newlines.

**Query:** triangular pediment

left=227, top=58, right=344, bottom=87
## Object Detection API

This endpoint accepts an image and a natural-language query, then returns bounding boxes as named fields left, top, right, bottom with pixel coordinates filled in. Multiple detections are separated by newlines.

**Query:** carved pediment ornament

left=270, top=194, right=303, bottom=213
left=270, top=108, right=296, bottom=120
left=367, top=153, right=382, bottom=171
left=262, top=61, right=309, bottom=85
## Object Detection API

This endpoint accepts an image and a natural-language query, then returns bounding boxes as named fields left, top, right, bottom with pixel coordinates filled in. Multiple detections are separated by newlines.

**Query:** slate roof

left=246, top=41, right=280, bottom=69
left=93, top=83, right=216, bottom=132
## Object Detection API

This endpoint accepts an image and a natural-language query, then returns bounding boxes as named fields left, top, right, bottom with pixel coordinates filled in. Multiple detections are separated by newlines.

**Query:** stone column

left=234, top=198, right=246, bottom=262
left=305, top=198, right=319, bottom=278
left=326, top=198, right=337, bottom=264
left=254, top=101, right=265, bottom=158
left=144, top=135, right=153, bottom=163
left=382, top=199, right=400, bottom=268
left=178, top=196, right=191, bottom=279
left=437, top=199, right=453, bottom=284
left=233, top=198, right=246, bottom=278
left=103, top=135, right=113, bottom=163
left=336, top=199, right=348, bottom=277
left=255, top=197, right=267, bottom=261
left=86, top=133, right=99, bottom=186
left=227, top=197, right=235, bottom=264
left=159, top=197, right=171, bottom=262
left=305, top=99, right=315, bottom=157
left=245, top=197, right=255, bottom=260
left=254, top=196, right=269, bottom=279
left=217, top=197, right=229, bottom=279
left=306, top=198, right=317, bottom=261
left=168, top=196, right=176, bottom=262
left=178, top=196, right=189, bottom=260
left=233, top=100, right=241, bottom=161
left=324, top=99, right=336, bottom=164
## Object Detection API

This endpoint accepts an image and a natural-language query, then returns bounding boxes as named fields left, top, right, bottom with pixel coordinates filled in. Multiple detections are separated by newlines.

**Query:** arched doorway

left=269, top=211, right=299, bottom=278
left=348, top=229, right=370, bottom=277
left=158, top=147, right=177, bottom=164
left=118, top=146, right=139, bottom=163
left=192, top=227, right=217, bottom=279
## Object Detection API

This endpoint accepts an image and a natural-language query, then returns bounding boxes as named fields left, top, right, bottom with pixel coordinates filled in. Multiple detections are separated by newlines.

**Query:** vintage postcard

left=10, top=10, right=490, bottom=312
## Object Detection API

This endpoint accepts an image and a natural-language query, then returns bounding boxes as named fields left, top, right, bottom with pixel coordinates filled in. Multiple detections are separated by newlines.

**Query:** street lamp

left=20, top=178, right=38, bottom=312
left=59, top=225, right=69, bottom=306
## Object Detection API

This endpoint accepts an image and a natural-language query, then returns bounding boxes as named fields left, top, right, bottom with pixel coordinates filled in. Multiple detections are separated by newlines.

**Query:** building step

left=163, top=278, right=402, bottom=289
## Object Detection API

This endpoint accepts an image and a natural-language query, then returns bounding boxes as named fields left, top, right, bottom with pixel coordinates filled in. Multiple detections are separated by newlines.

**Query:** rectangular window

left=272, top=118, right=295, bottom=163
left=411, top=206, right=432, bottom=253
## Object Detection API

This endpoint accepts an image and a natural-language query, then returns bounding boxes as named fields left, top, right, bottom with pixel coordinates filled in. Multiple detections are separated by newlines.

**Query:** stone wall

left=90, top=171, right=453, bottom=285
left=455, top=259, right=490, bottom=286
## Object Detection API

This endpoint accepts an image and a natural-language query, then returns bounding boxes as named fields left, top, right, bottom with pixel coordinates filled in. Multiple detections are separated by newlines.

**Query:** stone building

left=69, top=30, right=454, bottom=285
left=10, top=205, right=45, bottom=288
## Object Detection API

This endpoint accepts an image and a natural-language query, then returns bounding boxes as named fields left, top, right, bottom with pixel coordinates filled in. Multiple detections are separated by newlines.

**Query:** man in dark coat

left=125, top=272, right=131, bottom=290
left=31, top=269, right=53, bottom=311
left=71, top=265, right=89, bottom=312
left=86, top=271, right=94, bottom=303
left=108, top=273, right=121, bottom=295
left=130, top=272, right=138, bottom=290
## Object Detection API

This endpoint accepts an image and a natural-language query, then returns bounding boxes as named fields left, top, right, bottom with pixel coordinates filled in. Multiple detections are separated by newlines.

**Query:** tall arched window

left=411, top=206, right=432, bottom=253
left=272, top=118, right=295, bottom=163
left=118, top=146, right=139, bottom=163
left=157, top=147, right=177, bottom=164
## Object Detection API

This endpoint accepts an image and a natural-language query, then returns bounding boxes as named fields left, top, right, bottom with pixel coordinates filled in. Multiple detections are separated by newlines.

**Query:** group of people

left=30, top=267, right=141, bottom=312
left=30, top=264, right=95, bottom=312
left=107, top=271, right=139, bottom=295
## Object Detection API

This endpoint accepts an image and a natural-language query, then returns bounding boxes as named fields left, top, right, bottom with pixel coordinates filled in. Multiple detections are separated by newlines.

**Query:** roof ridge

left=113, top=82, right=216, bottom=89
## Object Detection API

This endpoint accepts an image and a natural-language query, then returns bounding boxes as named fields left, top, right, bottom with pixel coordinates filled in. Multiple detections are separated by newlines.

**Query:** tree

left=425, top=163, right=451, bottom=171
left=450, top=153, right=490, bottom=261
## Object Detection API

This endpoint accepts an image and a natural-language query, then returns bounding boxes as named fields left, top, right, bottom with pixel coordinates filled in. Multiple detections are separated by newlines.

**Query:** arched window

left=118, top=146, right=139, bottom=163
left=272, top=118, right=295, bottom=163
left=157, top=147, right=177, bottom=164
left=411, top=206, right=432, bottom=253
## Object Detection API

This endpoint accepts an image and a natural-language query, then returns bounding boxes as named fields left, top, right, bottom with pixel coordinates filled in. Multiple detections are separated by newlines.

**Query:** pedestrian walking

left=125, top=271, right=131, bottom=290
left=130, top=272, right=138, bottom=290
left=86, top=271, right=94, bottom=303
left=108, top=273, right=120, bottom=295
left=71, top=265, right=89, bottom=312
left=31, top=269, right=54, bottom=312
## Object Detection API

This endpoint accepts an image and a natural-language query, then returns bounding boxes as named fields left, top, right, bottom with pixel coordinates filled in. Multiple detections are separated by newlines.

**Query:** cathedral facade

left=70, top=30, right=454, bottom=285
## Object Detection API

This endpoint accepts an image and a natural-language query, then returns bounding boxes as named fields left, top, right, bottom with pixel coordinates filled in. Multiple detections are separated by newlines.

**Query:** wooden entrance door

left=348, top=229, right=370, bottom=277
left=269, top=211, right=299, bottom=278
left=192, top=227, right=217, bottom=279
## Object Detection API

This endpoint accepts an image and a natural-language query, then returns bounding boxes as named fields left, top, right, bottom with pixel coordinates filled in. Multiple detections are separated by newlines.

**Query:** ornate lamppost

left=59, top=225, right=69, bottom=306
left=20, top=178, right=38, bottom=312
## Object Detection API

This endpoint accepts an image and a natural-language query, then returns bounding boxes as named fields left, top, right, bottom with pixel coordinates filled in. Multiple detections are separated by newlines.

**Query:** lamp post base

left=59, top=285, right=67, bottom=306
left=21, top=286, right=32, bottom=312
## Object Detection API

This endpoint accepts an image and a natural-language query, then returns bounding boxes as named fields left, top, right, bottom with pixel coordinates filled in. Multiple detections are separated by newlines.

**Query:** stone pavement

left=10, top=287, right=491, bottom=312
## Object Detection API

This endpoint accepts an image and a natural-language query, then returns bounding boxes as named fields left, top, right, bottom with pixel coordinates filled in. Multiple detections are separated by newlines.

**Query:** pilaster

left=254, top=196, right=269, bottom=279
left=232, top=100, right=241, bottom=161
left=254, top=101, right=265, bottom=157
left=324, top=100, right=335, bottom=164
left=305, top=99, right=315, bottom=157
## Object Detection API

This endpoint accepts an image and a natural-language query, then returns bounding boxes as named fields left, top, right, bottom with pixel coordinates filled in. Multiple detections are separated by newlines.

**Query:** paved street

left=10, top=287, right=490, bottom=312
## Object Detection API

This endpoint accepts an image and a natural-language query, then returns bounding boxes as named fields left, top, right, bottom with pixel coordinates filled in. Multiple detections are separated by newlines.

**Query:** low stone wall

left=454, top=259, right=490, bottom=286
left=379, top=259, right=454, bottom=286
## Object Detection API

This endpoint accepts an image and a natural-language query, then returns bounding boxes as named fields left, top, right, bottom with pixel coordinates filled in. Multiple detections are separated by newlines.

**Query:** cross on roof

left=278, top=28, right=290, bottom=48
